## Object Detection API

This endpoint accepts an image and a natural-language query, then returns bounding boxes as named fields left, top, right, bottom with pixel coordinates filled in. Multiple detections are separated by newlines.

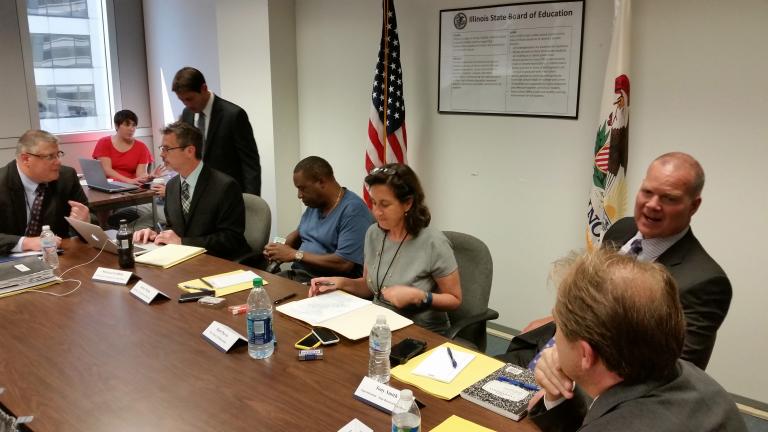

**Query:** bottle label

left=247, top=316, right=273, bottom=345
left=392, top=426, right=419, bottom=432
left=119, top=239, right=131, bottom=249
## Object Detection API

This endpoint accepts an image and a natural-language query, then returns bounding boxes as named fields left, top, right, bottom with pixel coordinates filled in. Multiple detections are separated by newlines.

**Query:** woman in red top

left=92, top=110, right=153, bottom=185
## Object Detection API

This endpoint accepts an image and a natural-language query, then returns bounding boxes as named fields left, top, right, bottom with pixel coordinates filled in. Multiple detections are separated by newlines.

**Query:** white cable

left=26, top=237, right=109, bottom=297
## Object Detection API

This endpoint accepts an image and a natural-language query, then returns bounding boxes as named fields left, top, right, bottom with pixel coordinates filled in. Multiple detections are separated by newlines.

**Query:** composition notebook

left=459, top=363, right=538, bottom=421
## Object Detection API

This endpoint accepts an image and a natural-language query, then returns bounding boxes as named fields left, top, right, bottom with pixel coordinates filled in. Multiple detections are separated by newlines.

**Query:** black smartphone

left=312, top=327, right=340, bottom=345
left=390, top=338, right=427, bottom=366
left=294, top=332, right=322, bottom=350
left=178, top=291, right=209, bottom=303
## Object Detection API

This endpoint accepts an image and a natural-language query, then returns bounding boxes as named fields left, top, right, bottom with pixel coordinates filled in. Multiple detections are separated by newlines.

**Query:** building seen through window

left=27, top=0, right=112, bottom=133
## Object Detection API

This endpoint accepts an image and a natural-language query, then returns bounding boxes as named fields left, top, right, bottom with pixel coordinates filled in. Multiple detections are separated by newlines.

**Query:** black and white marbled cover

left=460, top=363, right=537, bottom=421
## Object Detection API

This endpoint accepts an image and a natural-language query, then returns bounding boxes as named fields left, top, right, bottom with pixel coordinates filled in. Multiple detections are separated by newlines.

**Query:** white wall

left=292, top=0, right=768, bottom=402
left=142, top=0, right=221, bottom=156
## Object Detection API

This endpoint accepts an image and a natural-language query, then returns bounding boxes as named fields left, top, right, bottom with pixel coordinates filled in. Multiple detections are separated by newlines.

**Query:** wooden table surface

left=0, top=240, right=539, bottom=432
left=84, top=188, right=156, bottom=226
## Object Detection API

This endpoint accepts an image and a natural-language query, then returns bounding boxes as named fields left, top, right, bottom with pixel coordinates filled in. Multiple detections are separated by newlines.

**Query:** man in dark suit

left=501, top=152, right=731, bottom=370
left=172, top=67, right=261, bottom=196
left=528, top=249, right=745, bottom=432
left=0, top=129, right=90, bottom=255
left=133, top=122, right=249, bottom=260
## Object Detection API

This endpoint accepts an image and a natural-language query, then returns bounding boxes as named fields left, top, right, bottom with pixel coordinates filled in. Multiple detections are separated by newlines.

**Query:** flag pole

left=381, top=0, right=389, bottom=164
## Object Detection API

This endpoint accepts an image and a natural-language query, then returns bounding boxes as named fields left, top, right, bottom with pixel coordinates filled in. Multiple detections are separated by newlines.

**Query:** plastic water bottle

left=40, top=225, right=59, bottom=270
left=368, top=314, right=391, bottom=383
left=116, top=219, right=135, bottom=268
left=391, top=389, right=421, bottom=432
left=247, top=277, right=274, bottom=359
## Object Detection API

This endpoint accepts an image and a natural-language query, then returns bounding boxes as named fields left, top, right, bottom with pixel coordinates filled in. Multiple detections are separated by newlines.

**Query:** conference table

left=0, top=240, right=540, bottom=431
left=85, top=187, right=156, bottom=226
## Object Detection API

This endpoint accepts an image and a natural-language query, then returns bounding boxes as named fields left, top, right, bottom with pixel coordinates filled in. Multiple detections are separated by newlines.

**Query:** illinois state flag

left=586, top=0, right=631, bottom=248
left=365, top=0, right=407, bottom=206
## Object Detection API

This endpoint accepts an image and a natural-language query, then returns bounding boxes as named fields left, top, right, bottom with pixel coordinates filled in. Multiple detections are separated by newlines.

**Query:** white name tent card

left=129, top=281, right=170, bottom=304
left=353, top=376, right=402, bottom=413
left=202, top=321, right=247, bottom=353
left=92, top=267, right=133, bottom=285
left=337, top=418, right=373, bottom=432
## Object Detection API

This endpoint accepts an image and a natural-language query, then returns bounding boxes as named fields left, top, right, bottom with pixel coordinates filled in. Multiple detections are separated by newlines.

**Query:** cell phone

left=294, top=332, right=322, bottom=350
left=178, top=291, right=210, bottom=303
left=390, top=338, right=427, bottom=366
left=312, top=327, right=340, bottom=345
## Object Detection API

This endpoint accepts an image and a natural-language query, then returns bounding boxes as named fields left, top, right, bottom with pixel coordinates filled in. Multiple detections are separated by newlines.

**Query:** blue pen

left=496, top=376, right=540, bottom=391
left=156, top=222, right=164, bottom=233
left=446, top=346, right=457, bottom=368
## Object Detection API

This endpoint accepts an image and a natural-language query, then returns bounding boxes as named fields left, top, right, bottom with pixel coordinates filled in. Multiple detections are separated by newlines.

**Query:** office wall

left=292, top=0, right=768, bottom=401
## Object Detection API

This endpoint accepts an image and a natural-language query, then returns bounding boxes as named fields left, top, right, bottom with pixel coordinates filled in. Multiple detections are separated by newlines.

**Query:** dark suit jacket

left=530, top=360, right=747, bottom=432
left=181, top=95, right=261, bottom=195
left=603, top=217, right=732, bottom=370
left=164, top=164, right=249, bottom=260
left=0, top=160, right=88, bottom=255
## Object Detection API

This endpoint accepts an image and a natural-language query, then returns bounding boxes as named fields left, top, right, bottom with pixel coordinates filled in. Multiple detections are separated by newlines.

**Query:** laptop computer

left=79, top=158, right=139, bottom=193
left=65, top=217, right=159, bottom=256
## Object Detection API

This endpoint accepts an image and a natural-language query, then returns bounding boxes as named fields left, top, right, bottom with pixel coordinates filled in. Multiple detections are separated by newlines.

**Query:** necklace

left=325, top=187, right=344, bottom=216
left=375, top=229, right=407, bottom=300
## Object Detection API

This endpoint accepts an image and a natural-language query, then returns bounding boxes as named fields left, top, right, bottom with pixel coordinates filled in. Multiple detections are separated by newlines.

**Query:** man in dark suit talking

left=172, top=67, right=262, bottom=196
left=501, top=152, right=731, bottom=371
left=134, top=122, right=249, bottom=260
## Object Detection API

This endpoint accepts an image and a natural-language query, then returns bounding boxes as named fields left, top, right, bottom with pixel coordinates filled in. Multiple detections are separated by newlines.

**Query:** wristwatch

left=421, top=291, right=433, bottom=308
left=294, top=250, right=304, bottom=262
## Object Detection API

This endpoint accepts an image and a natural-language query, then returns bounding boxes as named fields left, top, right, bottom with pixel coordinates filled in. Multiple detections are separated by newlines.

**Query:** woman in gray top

left=309, top=163, right=462, bottom=334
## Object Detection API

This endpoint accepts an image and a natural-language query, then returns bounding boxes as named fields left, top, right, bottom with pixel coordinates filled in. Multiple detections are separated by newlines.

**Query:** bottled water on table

left=40, top=225, right=59, bottom=270
left=368, top=314, right=391, bottom=383
left=391, top=389, right=421, bottom=432
left=247, top=277, right=274, bottom=359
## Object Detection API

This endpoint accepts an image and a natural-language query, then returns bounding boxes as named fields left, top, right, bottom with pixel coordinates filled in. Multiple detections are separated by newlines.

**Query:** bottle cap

left=152, top=177, right=165, bottom=185
left=252, top=277, right=263, bottom=288
left=400, top=389, right=413, bottom=400
left=376, top=314, right=387, bottom=324
left=42, top=225, right=50, bottom=230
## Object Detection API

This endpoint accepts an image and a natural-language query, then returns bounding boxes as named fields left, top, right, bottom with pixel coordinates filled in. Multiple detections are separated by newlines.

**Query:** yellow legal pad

left=391, top=342, right=503, bottom=400
left=134, top=244, right=206, bottom=268
left=430, top=415, right=496, bottom=432
left=178, top=270, right=268, bottom=297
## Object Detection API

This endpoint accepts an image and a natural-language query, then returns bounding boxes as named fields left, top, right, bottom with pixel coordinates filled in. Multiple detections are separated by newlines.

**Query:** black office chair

left=443, top=231, right=499, bottom=352
left=235, top=193, right=271, bottom=268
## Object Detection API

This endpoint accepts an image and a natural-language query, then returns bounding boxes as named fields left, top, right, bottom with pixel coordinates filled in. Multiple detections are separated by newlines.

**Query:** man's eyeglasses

left=25, top=151, right=65, bottom=161
left=369, top=166, right=397, bottom=176
left=158, top=145, right=185, bottom=153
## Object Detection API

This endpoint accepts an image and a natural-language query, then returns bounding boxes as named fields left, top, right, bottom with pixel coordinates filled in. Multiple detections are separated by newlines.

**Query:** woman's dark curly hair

left=365, top=163, right=431, bottom=236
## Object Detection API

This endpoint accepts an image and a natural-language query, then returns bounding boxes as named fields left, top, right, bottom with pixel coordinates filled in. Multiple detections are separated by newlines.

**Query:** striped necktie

left=25, top=183, right=47, bottom=236
left=181, top=180, right=191, bottom=216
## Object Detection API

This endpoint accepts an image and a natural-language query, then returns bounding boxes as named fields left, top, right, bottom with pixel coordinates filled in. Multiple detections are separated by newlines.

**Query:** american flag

left=365, top=0, right=407, bottom=206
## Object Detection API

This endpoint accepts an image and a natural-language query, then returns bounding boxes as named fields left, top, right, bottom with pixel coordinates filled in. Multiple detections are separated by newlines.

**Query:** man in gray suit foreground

left=529, top=248, right=745, bottom=432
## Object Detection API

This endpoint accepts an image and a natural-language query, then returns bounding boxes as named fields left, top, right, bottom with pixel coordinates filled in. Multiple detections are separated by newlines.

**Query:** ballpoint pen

left=496, top=376, right=540, bottom=391
left=273, top=293, right=297, bottom=304
left=200, top=278, right=215, bottom=289
left=183, top=285, right=215, bottom=294
left=315, top=281, right=335, bottom=286
left=446, top=346, right=458, bottom=368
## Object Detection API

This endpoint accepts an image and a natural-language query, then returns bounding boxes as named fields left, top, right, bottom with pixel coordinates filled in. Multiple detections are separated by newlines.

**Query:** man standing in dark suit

left=528, top=249, right=745, bottom=432
left=133, top=122, right=249, bottom=260
left=501, top=152, right=731, bottom=371
left=172, top=67, right=261, bottom=196
left=0, top=129, right=90, bottom=255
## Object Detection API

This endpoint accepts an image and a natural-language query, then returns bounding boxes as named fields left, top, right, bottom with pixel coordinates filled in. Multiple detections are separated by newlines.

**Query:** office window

left=27, top=0, right=112, bottom=133
left=28, top=0, right=88, bottom=19
left=37, top=85, right=97, bottom=119
left=31, top=33, right=93, bottom=68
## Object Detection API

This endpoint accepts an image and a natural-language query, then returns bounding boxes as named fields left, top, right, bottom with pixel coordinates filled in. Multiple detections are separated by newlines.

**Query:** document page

left=276, top=291, right=371, bottom=325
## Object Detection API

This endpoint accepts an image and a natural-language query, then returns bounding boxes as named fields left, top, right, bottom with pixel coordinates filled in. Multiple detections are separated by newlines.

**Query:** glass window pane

left=46, top=0, right=71, bottom=17
left=71, top=0, right=88, bottom=18
left=74, top=35, right=92, bottom=67
left=27, top=0, right=47, bottom=16
left=50, top=35, right=75, bottom=68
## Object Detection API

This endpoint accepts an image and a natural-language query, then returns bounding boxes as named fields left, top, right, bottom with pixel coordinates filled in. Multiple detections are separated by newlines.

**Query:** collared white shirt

left=180, top=161, right=204, bottom=202
left=13, top=162, right=43, bottom=252
left=196, top=91, right=214, bottom=143
left=618, top=227, right=689, bottom=262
